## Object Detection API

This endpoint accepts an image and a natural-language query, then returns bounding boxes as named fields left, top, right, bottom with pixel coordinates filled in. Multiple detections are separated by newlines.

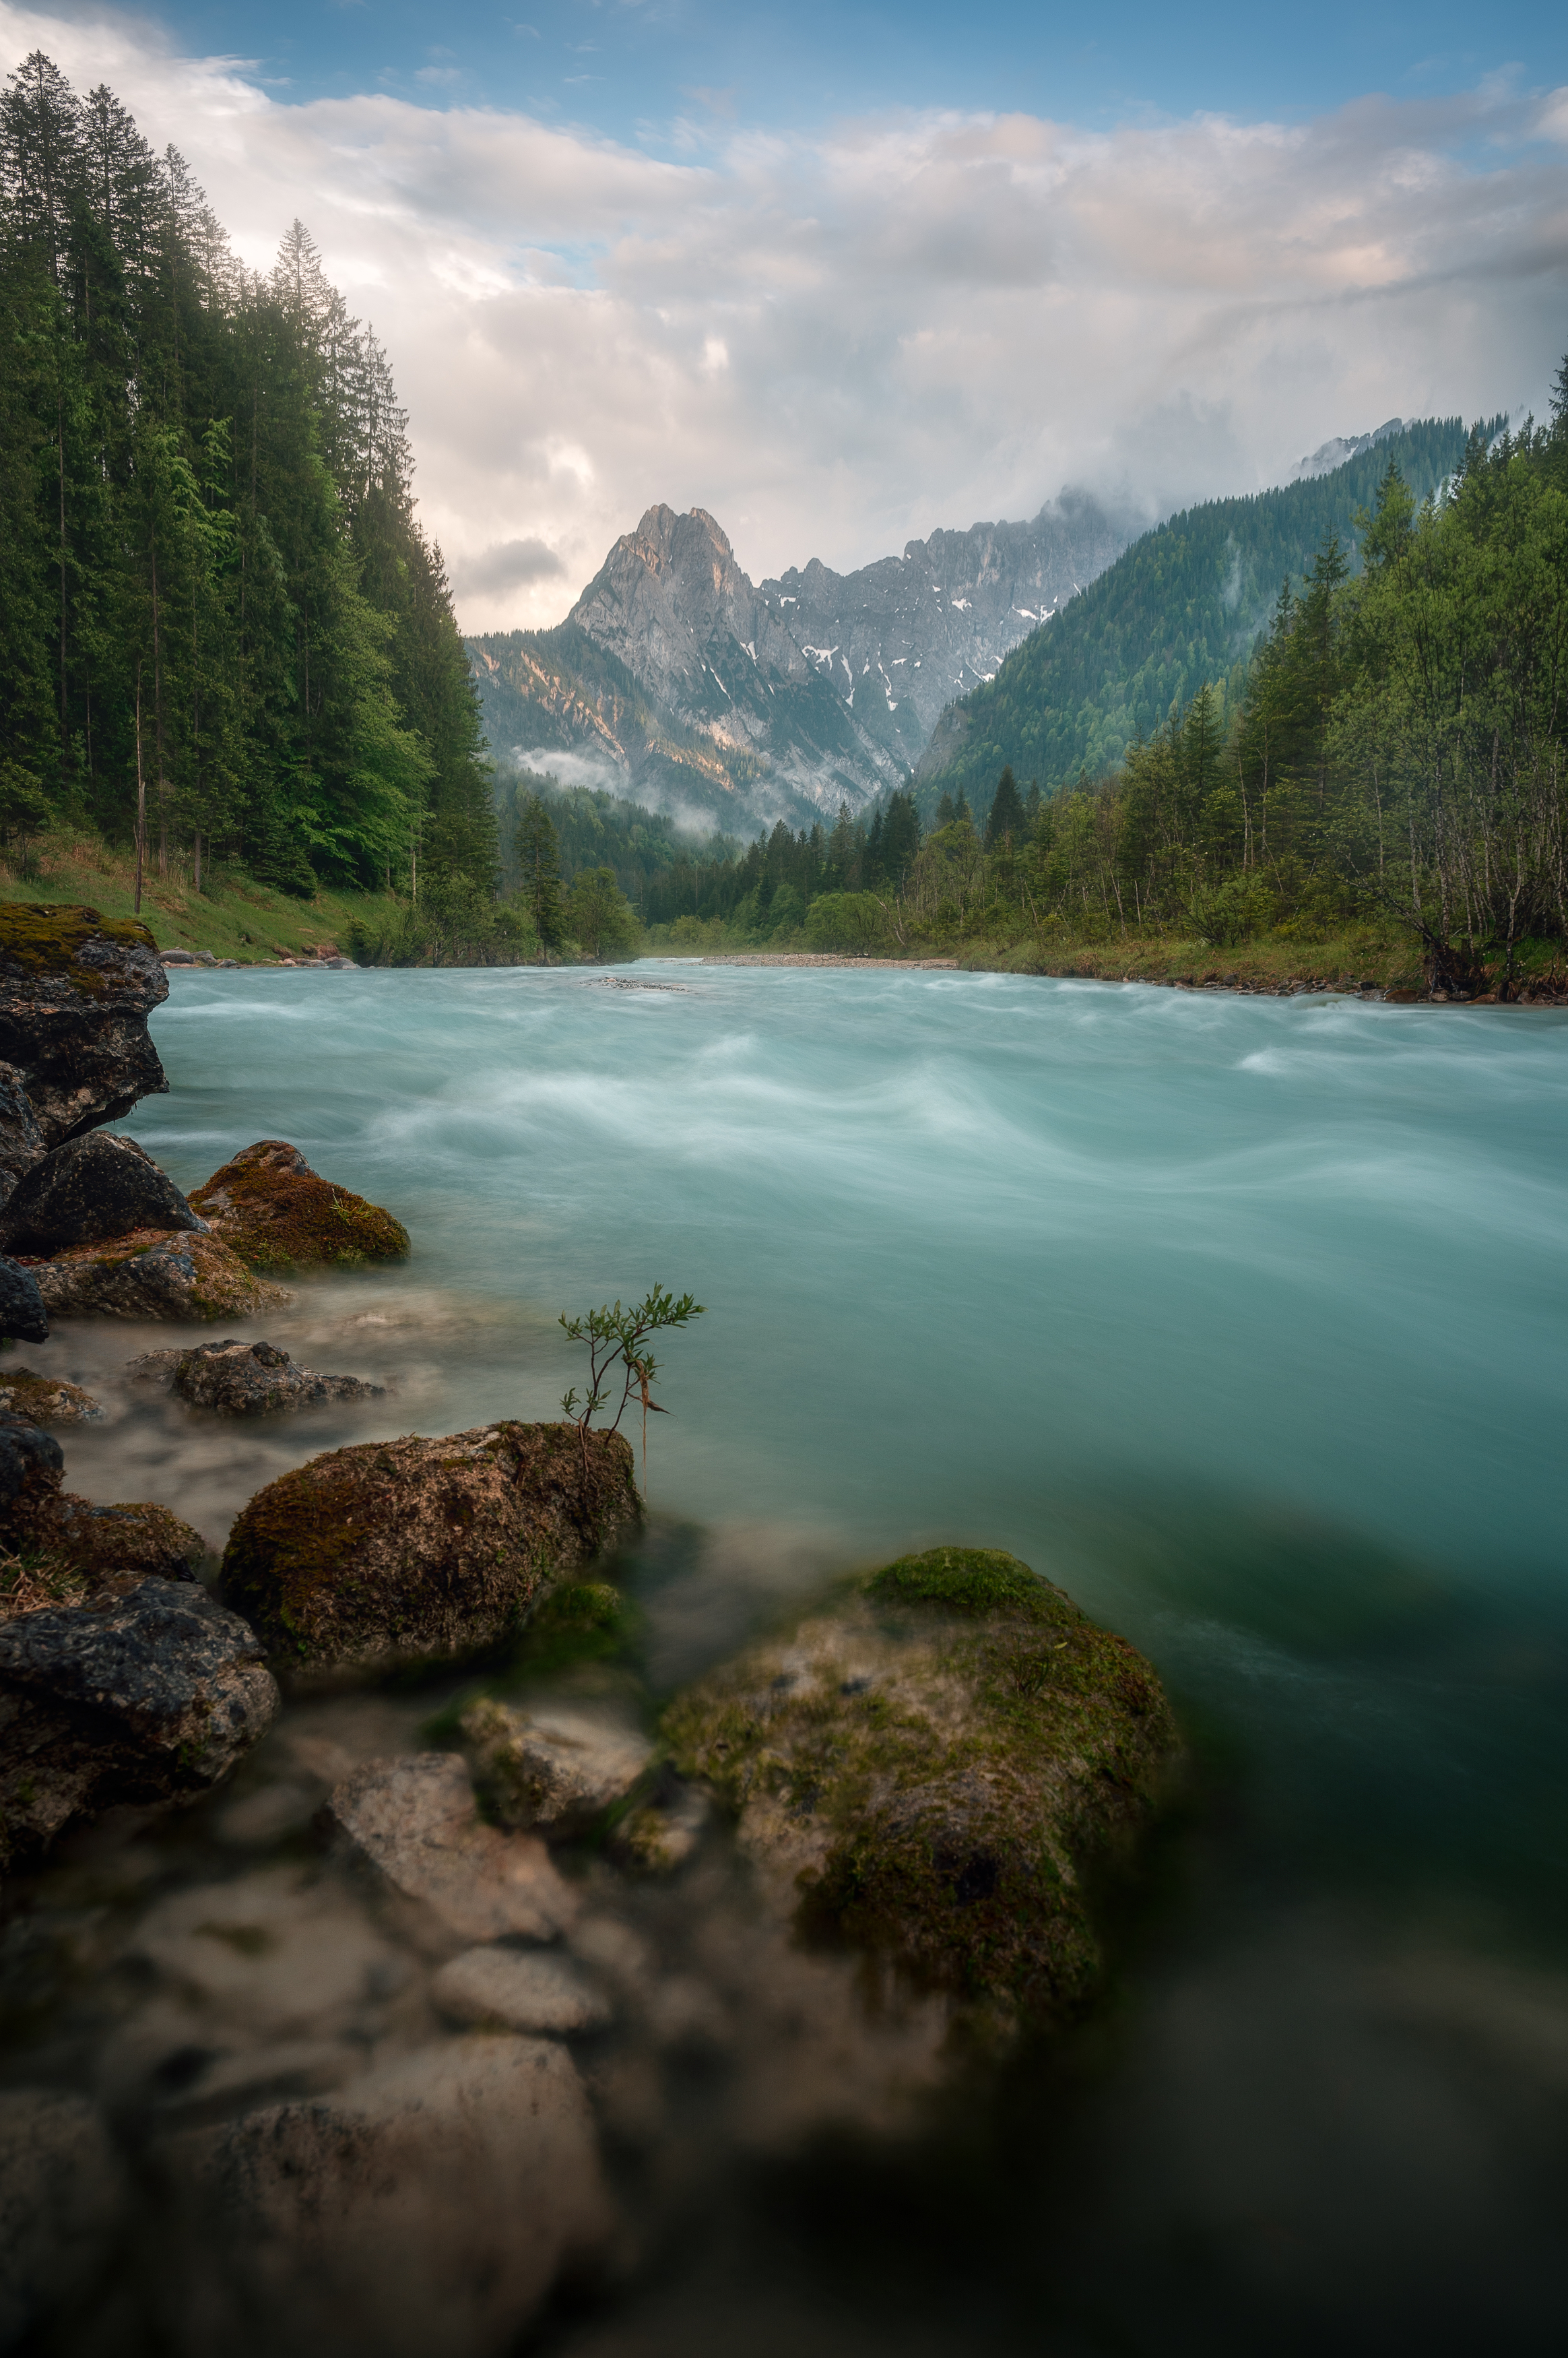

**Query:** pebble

left=432, top=1945, right=612, bottom=2035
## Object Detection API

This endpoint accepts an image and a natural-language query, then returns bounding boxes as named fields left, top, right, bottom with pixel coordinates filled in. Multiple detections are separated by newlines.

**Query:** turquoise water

left=42, top=965, right=1568, bottom=2348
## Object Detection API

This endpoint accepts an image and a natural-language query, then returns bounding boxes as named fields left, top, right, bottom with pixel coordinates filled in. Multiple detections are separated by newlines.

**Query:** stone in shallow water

left=30, top=1228, right=288, bottom=1322
left=432, top=1946, right=612, bottom=2035
left=183, top=2037, right=613, bottom=2358
left=325, top=1753, right=579, bottom=1945
left=0, top=1366, right=102, bottom=1422
left=462, top=1696, right=653, bottom=1833
left=0, top=1129, right=203, bottom=1254
left=189, top=1137, right=409, bottom=1273
left=127, top=1337, right=384, bottom=1416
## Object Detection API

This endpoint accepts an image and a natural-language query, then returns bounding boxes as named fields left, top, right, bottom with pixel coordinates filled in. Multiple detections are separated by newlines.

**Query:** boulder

left=0, top=1130, right=203, bottom=1254
left=461, top=1696, right=653, bottom=1835
left=28, top=1227, right=287, bottom=1321
left=663, top=1548, right=1185, bottom=2027
left=325, top=1754, right=578, bottom=1944
left=44, top=1495, right=209, bottom=1585
left=221, top=1422, right=641, bottom=1670
left=189, top=1139, right=409, bottom=1273
left=0, top=2090, right=126, bottom=2347
left=0, top=1366, right=101, bottom=1423
left=431, top=1946, right=612, bottom=2035
left=0, top=1407, right=65, bottom=1534
left=127, top=1337, right=384, bottom=1416
left=0, top=1577, right=280, bottom=1863
left=183, top=2037, right=612, bottom=2358
left=0, top=1255, right=48, bottom=1343
left=0, top=903, right=168, bottom=1145
left=0, top=1062, right=44, bottom=1206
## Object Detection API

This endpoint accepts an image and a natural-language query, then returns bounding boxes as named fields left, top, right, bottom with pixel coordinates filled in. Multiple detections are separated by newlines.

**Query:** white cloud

left=4, top=6, right=1565, bottom=631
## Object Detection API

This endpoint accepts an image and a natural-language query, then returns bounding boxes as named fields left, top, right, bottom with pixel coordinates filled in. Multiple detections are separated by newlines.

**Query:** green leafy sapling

left=559, top=1284, right=707, bottom=1490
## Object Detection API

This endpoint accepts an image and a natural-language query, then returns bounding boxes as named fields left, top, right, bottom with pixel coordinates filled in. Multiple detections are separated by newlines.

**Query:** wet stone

left=462, top=1697, right=654, bottom=1834
left=325, top=1753, right=580, bottom=1946
left=127, top=1337, right=384, bottom=1416
left=432, top=1945, right=613, bottom=2035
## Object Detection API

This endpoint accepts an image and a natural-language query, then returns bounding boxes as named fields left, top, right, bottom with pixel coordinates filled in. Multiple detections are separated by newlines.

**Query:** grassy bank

left=0, top=833, right=413, bottom=963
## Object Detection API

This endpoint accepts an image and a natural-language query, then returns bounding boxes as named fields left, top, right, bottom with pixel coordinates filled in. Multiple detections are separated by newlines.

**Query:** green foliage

left=0, top=55, right=493, bottom=906
left=920, top=418, right=1495, bottom=820
left=803, top=891, right=888, bottom=951
left=564, top=863, right=637, bottom=961
left=866, top=1547, right=1058, bottom=1620
left=559, top=1284, right=707, bottom=1488
left=515, top=789, right=566, bottom=955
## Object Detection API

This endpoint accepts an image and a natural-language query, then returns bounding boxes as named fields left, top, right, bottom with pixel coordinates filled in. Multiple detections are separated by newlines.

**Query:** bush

left=804, top=891, right=888, bottom=953
left=566, top=866, right=639, bottom=962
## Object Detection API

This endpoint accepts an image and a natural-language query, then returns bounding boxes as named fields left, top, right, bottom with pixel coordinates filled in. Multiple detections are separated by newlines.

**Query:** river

left=7, top=963, right=1568, bottom=2354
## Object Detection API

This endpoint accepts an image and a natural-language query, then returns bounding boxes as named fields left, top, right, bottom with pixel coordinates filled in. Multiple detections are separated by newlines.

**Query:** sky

left=5, top=0, right=1567, bottom=630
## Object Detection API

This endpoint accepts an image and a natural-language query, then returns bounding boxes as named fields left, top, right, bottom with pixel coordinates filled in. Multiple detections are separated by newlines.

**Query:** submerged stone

left=28, top=1227, right=288, bottom=1321
left=0, top=903, right=168, bottom=1146
left=325, top=1753, right=579, bottom=1944
left=461, top=1696, right=653, bottom=1834
left=0, top=1367, right=102, bottom=1424
left=0, top=1576, right=280, bottom=1863
left=221, top=1422, right=641, bottom=1670
left=663, top=1546, right=1184, bottom=2025
left=189, top=1139, right=410, bottom=1272
left=431, top=1946, right=612, bottom=2035
left=129, top=1337, right=384, bottom=1416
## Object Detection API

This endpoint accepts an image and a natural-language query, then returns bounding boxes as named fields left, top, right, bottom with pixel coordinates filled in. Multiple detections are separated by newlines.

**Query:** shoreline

left=673, top=951, right=1566, bottom=1005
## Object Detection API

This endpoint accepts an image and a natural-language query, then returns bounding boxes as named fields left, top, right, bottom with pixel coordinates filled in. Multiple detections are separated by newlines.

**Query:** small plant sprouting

left=559, top=1284, right=706, bottom=1490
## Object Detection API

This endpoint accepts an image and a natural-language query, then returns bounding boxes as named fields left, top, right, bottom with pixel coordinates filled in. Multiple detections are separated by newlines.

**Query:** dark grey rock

left=0, top=1408, right=64, bottom=1521
left=0, top=1130, right=204, bottom=1255
left=0, top=1577, right=280, bottom=1862
left=0, top=1061, right=44, bottom=1207
left=168, top=1337, right=383, bottom=1416
left=0, top=2089, right=126, bottom=2346
left=0, top=905, right=169, bottom=1146
left=0, top=1256, right=48, bottom=1343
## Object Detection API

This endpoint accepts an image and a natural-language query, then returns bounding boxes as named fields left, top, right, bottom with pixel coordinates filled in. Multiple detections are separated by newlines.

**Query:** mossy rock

left=663, top=1547, right=1184, bottom=2025
left=27, top=1229, right=288, bottom=1321
left=221, top=1422, right=642, bottom=1671
left=0, top=903, right=158, bottom=997
left=189, top=1140, right=408, bottom=1273
left=0, top=1368, right=101, bottom=1424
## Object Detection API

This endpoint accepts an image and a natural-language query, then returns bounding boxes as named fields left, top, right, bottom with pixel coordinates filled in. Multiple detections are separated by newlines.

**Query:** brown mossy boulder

left=222, top=1422, right=642, bottom=1670
left=26, top=1227, right=287, bottom=1320
left=663, top=1548, right=1185, bottom=2029
left=189, top=1139, right=409, bottom=1272
left=0, top=904, right=168, bottom=1146
left=0, top=1368, right=102, bottom=1423
left=0, top=1406, right=207, bottom=1585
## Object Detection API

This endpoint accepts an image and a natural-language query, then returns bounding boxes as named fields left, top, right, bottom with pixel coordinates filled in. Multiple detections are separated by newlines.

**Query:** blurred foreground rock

left=326, top=1752, right=579, bottom=1944
left=0, top=2089, right=126, bottom=2347
left=462, top=1696, right=652, bottom=1834
left=179, top=2037, right=613, bottom=2358
left=190, top=1139, right=409, bottom=1273
left=222, top=1422, right=641, bottom=1670
left=0, top=1577, right=280, bottom=1863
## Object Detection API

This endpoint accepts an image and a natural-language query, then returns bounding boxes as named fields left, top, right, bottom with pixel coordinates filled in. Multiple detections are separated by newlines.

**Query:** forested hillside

left=916, top=417, right=1498, bottom=823
left=0, top=51, right=496, bottom=901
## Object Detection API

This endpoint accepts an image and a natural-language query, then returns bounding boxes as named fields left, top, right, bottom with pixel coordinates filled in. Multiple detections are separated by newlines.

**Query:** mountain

left=913, top=415, right=1494, bottom=821
left=465, top=492, right=1134, bottom=827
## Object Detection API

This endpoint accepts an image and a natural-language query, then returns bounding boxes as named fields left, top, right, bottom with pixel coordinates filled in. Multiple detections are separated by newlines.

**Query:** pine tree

left=984, top=765, right=1026, bottom=850
left=517, top=790, right=566, bottom=955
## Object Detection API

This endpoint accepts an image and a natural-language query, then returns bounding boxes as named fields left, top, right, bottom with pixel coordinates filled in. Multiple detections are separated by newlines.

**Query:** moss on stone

left=189, top=1141, right=409, bottom=1272
left=663, top=1546, right=1183, bottom=2026
left=0, top=1369, right=101, bottom=1423
left=0, top=903, right=157, bottom=997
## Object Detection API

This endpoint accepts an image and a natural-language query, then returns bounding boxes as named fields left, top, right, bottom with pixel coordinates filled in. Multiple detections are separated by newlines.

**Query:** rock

left=0, top=2089, right=126, bottom=2346
left=431, top=1946, right=612, bottom=2035
left=185, top=2037, right=612, bottom=2358
left=663, top=1548, right=1185, bottom=2027
left=189, top=1139, right=409, bottom=1273
left=0, top=1130, right=204, bottom=1254
left=28, top=1226, right=288, bottom=1321
left=221, top=1422, right=641, bottom=1671
left=0, top=1405, right=207, bottom=1584
left=0, top=1366, right=102, bottom=1422
left=0, top=1254, right=48, bottom=1342
left=151, top=1337, right=384, bottom=1416
left=610, top=1775, right=711, bottom=1874
left=0, top=1577, right=280, bottom=1863
left=0, top=1407, right=65, bottom=1533
left=0, top=903, right=168, bottom=1145
left=325, top=1753, right=578, bottom=1944
left=462, top=1696, right=652, bottom=1834
left=0, top=1061, right=44, bottom=1207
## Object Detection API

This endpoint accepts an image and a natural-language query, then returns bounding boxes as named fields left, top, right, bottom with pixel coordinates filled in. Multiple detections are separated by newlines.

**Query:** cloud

left=449, top=536, right=568, bottom=594
left=3, top=5, right=1565, bottom=633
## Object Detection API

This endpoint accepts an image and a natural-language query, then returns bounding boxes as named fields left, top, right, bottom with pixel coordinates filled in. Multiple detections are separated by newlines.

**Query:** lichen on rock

left=0, top=1368, right=102, bottom=1424
left=190, top=1139, right=409, bottom=1273
left=221, top=1422, right=642, bottom=1670
left=26, top=1227, right=287, bottom=1321
left=663, top=1546, right=1184, bottom=2026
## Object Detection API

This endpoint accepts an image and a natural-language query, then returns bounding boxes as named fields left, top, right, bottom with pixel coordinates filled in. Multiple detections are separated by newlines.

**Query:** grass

left=0, top=831, right=412, bottom=964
